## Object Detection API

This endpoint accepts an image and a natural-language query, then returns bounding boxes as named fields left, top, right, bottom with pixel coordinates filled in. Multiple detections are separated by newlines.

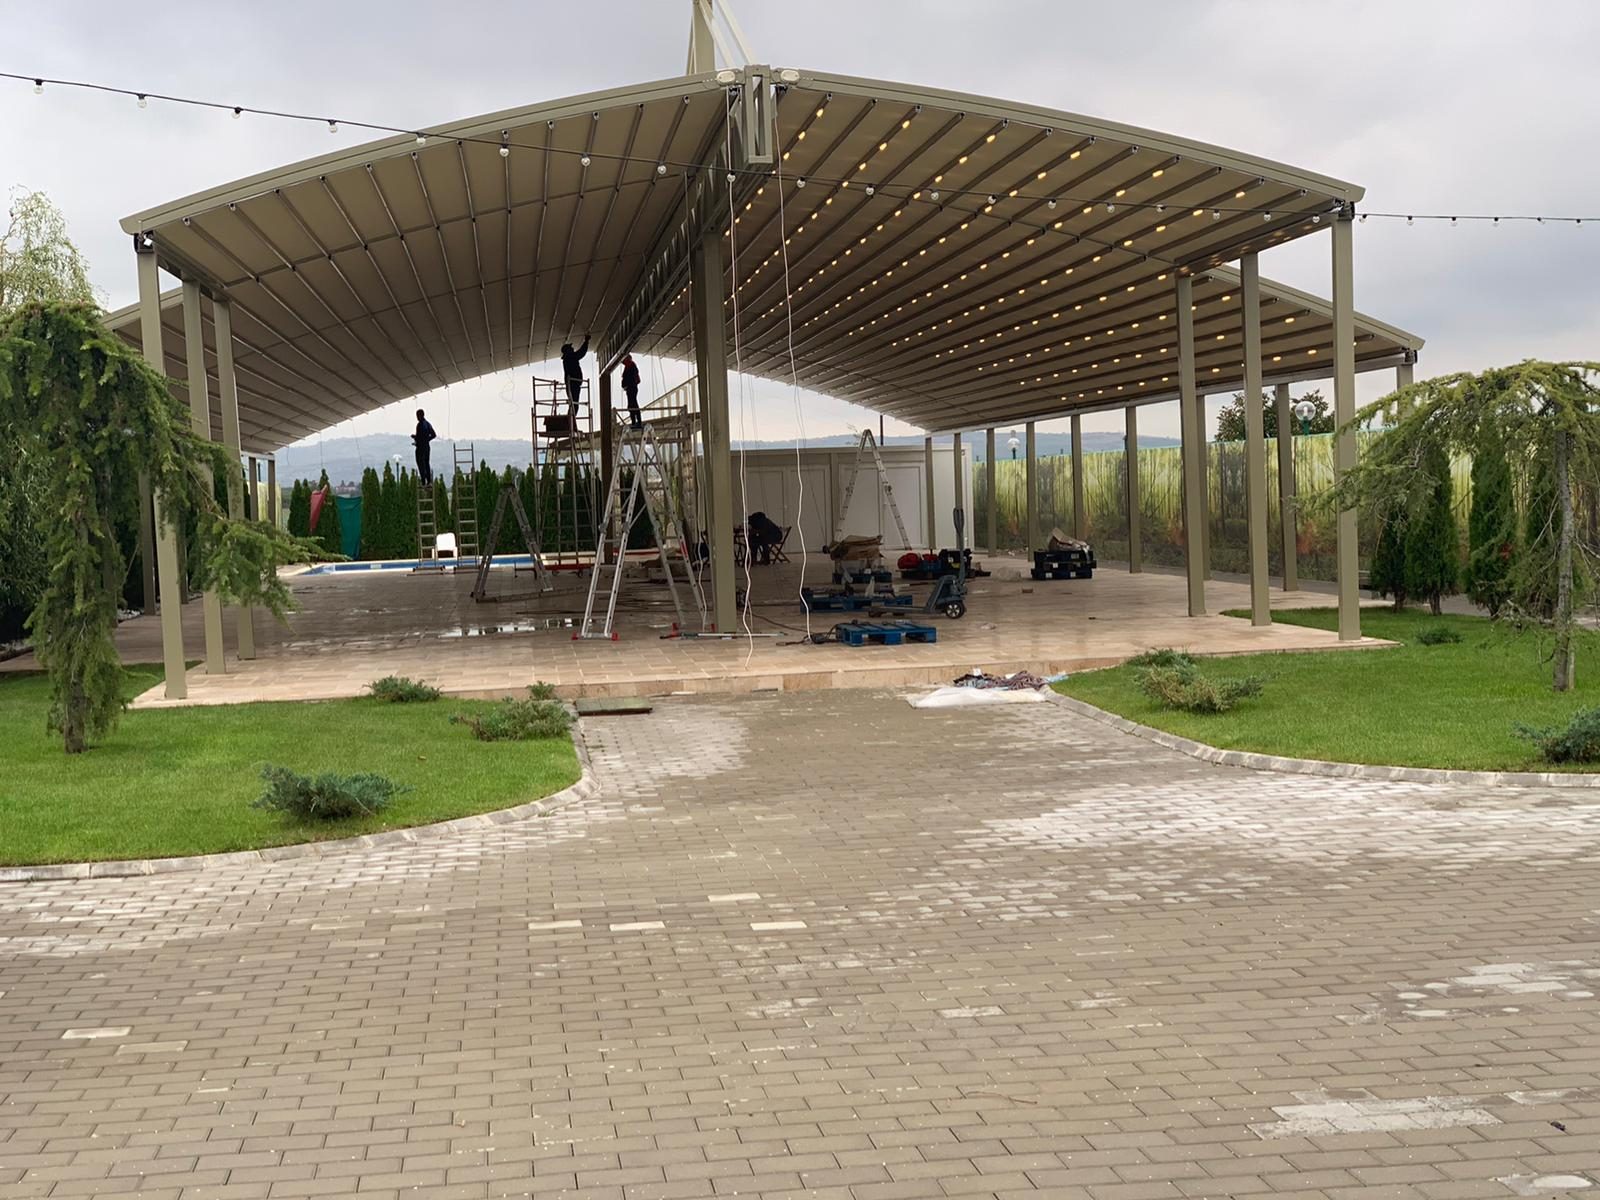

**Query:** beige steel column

left=1070, top=414, right=1086, bottom=540
left=1332, top=212, right=1360, bottom=642
left=951, top=431, right=963, bottom=541
left=1197, top=391, right=1211, bottom=579
left=599, top=368, right=616, bottom=565
left=1125, top=405, right=1142, bottom=573
left=214, top=298, right=255, bottom=660
left=246, top=455, right=258, bottom=520
left=137, top=246, right=187, bottom=698
left=1176, top=274, right=1206, bottom=617
left=1241, top=253, right=1270, bottom=627
left=267, top=457, right=279, bottom=527
left=923, top=435, right=936, bottom=550
left=181, top=281, right=226, bottom=675
left=1275, top=383, right=1298, bottom=591
left=691, top=234, right=736, bottom=632
left=984, top=428, right=996, bottom=554
left=1024, top=421, right=1038, bottom=555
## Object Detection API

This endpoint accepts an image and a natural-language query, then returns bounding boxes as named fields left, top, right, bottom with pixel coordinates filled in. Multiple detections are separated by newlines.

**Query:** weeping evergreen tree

left=358, top=466, right=382, bottom=560
left=1521, top=453, right=1562, bottom=621
left=287, top=478, right=311, bottom=538
left=1464, top=425, right=1516, bottom=617
left=0, top=301, right=316, bottom=752
left=1403, top=439, right=1459, bottom=616
left=313, top=469, right=343, bottom=558
left=1332, top=362, right=1600, bottom=691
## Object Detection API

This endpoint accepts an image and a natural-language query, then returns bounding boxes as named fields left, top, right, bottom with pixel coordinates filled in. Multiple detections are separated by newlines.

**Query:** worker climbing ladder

left=451, top=441, right=480, bottom=570
left=471, top=468, right=547, bottom=600
left=577, top=422, right=706, bottom=640
left=834, top=429, right=911, bottom=548
left=413, top=479, right=446, bottom=573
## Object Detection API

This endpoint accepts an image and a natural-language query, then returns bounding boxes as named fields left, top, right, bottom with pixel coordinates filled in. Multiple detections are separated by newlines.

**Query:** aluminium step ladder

left=413, top=478, right=447, bottom=573
left=833, top=429, right=912, bottom=549
left=576, top=422, right=706, bottom=640
left=471, top=468, right=548, bottom=600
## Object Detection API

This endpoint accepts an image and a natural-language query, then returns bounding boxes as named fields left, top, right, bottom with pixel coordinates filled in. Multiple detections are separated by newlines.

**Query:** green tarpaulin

left=333, top=495, right=363, bottom=559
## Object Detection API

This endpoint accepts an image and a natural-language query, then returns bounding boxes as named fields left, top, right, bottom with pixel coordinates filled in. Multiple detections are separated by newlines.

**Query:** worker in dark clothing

left=412, top=408, right=437, bottom=485
left=560, top=335, right=590, bottom=421
left=746, top=511, right=784, bottom=566
left=620, top=353, right=642, bottom=429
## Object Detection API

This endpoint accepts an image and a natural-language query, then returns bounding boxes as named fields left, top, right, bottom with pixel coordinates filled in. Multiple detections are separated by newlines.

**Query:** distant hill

left=277, top=429, right=1176, bottom=488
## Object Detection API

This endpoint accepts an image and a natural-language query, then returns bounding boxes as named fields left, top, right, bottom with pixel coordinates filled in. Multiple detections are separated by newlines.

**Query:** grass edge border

left=1048, top=692, right=1600, bottom=789
left=0, top=723, right=596, bottom=884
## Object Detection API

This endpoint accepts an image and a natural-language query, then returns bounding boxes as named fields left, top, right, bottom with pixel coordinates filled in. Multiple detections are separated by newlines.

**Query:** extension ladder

left=452, top=442, right=480, bottom=569
left=577, top=423, right=706, bottom=640
left=471, top=469, right=547, bottom=600
left=834, top=429, right=911, bottom=549
left=413, top=480, right=446, bottom=573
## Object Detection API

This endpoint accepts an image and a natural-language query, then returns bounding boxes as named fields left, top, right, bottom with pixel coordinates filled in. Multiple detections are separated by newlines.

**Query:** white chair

left=435, top=532, right=458, bottom=559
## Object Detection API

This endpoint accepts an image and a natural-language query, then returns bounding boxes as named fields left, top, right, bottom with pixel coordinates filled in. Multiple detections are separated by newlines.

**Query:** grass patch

left=0, top=667, right=581, bottom=865
left=1055, top=607, right=1600, bottom=772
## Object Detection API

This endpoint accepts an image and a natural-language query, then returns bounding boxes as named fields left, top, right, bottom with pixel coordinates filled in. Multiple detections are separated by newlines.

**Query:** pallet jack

left=922, top=508, right=969, bottom=620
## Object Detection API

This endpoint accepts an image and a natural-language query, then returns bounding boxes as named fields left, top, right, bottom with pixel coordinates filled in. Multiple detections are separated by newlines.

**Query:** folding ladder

left=834, top=429, right=911, bottom=548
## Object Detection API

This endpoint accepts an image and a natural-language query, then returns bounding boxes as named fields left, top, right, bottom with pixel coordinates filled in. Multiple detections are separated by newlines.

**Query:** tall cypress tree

left=314, top=469, right=343, bottom=558
left=1369, top=507, right=1409, bottom=611
left=358, top=466, right=382, bottom=560
left=377, top=462, right=399, bottom=560
left=1403, top=440, right=1458, bottom=616
left=476, top=460, right=500, bottom=556
left=432, top=476, right=451, bottom=538
left=398, top=468, right=419, bottom=559
left=1464, top=428, right=1516, bottom=617
left=287, top=479, right=311, bottom=538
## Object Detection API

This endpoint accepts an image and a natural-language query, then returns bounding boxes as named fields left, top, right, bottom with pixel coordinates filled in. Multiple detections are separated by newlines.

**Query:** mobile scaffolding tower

left=530, top=376, right=601, bottom=571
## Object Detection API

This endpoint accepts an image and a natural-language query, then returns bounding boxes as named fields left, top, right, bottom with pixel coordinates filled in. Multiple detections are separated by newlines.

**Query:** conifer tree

left=358, top=466, right=382, bottom=560
left=376, top=462, right=399, bottom=560
left=1521, top=453, right=1561, bottom=620
left=314, top=469, right=343, bottom=558
left=1368, top=508, right=1408, bottom=611
left=1464, top=426, right=1516, bottom=616
left=288, top=479, right=311, bottom=538
left=1402, top=439, right=1458, bottom=616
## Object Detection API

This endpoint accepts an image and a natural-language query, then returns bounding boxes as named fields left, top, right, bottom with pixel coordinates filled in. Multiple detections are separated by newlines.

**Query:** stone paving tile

left=2, top=690, right=1599, bottom=1199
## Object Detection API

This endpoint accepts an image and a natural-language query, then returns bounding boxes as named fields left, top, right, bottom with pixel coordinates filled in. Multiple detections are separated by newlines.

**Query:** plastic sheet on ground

left=908, top=686, right=1049, bottom=708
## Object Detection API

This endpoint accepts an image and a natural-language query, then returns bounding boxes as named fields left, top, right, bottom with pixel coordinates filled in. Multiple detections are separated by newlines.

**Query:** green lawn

left=1055, top=607, right=1600, bottom=772
left=0, top=667, right=581, bottom=865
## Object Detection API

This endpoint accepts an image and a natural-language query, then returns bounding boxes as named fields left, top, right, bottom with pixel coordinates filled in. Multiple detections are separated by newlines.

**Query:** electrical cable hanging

left=721, top=93, right=758, bottom=662
left=770, top=122, right=814, bottom=639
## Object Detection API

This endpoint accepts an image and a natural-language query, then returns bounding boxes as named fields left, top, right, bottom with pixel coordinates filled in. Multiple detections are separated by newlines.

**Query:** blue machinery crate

left=834, top=619, right=939, bottom=646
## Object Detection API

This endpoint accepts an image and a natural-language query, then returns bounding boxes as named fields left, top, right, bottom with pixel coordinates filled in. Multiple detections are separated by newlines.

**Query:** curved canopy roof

left=110, top=67, right=1420, bottom=453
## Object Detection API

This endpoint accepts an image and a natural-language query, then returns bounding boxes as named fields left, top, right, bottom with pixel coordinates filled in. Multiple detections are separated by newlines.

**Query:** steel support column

left=984, top=428, right=996, bottom=554
left=1024, top=422, right=1038, bottom=554
left=1177, top=274, right=1206, bottom=617
left=215, top=299, right=255, bottom=660
left=137, top=246, right=187, bottom=699
left=1125, top=406, right=1141, bottom=573
left=181, top=280, right=227, bottom=675
left=267, top=458, right=278, bottom=527
left=1275, top=383, right=1298, bottom=592
left=924, top=435, right=936, bottom=551
left=1241, top=253, right=1270, bottom=627
left=1332, top=213, right=1360, bottom=642
left=1070, top=414, right=1086, bottom=540
left=691, top=233, right=736, bottom=632
left=137, top=476, right=156, bottom=610
left=599, top=368, right=616, bottom=565
left=246, top=455, right=259, bottom=521
left=951, top=431, right=963, bottom=541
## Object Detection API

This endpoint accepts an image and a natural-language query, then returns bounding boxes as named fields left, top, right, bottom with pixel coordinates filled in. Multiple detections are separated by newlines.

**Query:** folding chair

left=771, top=526, right=792, bottom=564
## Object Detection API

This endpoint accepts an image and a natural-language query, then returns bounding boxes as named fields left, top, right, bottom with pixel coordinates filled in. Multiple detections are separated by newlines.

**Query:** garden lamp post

left=1293, top=398, right=1316, bottom=436
left=1007, top=435, right=1020, bottom=460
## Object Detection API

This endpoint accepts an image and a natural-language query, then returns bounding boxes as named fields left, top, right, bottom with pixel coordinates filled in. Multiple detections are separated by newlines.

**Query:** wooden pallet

left=802, top=588, right=913, bottom=612
left=834, top=619, right=939, bottom=646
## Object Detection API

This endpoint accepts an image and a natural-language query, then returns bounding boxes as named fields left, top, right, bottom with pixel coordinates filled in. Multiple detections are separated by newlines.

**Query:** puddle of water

left=438, top=619, right=575, bottom=638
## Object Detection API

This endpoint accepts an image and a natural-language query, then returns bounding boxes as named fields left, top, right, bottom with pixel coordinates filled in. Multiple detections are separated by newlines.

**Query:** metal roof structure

left=109, top=65, right=1420, bottom=453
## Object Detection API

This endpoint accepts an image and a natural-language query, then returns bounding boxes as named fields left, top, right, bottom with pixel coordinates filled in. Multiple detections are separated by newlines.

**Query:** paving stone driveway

left=2, top=690, right=1598, bottom=1200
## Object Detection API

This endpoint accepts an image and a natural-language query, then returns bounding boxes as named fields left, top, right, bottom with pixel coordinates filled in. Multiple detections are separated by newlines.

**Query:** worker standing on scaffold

left=621, top=353, right=642, bottom=429
left=560, top=335, right=590, bottom=423
left=412, top=408, right=437, bottom=485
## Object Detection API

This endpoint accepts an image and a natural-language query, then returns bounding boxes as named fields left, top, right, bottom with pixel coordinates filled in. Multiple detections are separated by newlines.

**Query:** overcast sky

left=6, top=0, right=1597, bottom=452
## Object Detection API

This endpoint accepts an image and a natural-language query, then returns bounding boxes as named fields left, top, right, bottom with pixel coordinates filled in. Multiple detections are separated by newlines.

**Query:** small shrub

left=1414, top=624, right=1463, bottom=646
left=1126, top=647, right=1197, bottom=670
left=1137, top=663, right=1264, bottom=714
left=452, top=688, right=572, bottom=742
left=367, top=675, right=443, bottom=703
left=527, top=681, right=559, bottom=701
left=1514, top=707, right=1600, bottom=765
left=253, top=764, right=409, bottom=820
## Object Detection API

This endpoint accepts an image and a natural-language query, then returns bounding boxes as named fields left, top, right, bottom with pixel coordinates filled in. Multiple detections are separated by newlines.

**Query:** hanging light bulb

left=499, top=142, right=510, bottom=158
left=1406, top=215, right=1414, bottom=225
left=415, top=132, right=426, bottom=145
left=580, top=154, right=591, bottom=167
left=137, top=94, right=148, bottom=108
left=1047, top=198, right=1056, bottom=210
left=1262, top=211, right=1272, bottom=222
left=986, top=194, right=998, bottom=205
left=1106, top=203, right=1116, bottom=213
left=726, top=171, right=736, bottom=183
left=929, top=189, right=939, bottom=201
left=327, top=119, right=338, bottom=133
left=1211, top=210, right=1221, bottom=221
left=33, top=78, right=43, bottom=94
left=795, top=177, right=806, bottom=189
left=865, top=185, right=875, bottom=196
left=233, top=106, right=243, bottom=119
left=656, top=163, right=667, bottom=175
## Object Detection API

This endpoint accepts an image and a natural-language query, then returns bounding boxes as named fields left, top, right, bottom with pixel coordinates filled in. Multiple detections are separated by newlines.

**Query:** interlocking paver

left=3, top=690, right=1599, bottom=1198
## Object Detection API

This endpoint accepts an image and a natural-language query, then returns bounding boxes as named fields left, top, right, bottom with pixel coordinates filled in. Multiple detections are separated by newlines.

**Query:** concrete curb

left=1048, top=692, right=1600, bottom=789
left=0, top=722, right=599, bottom=884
